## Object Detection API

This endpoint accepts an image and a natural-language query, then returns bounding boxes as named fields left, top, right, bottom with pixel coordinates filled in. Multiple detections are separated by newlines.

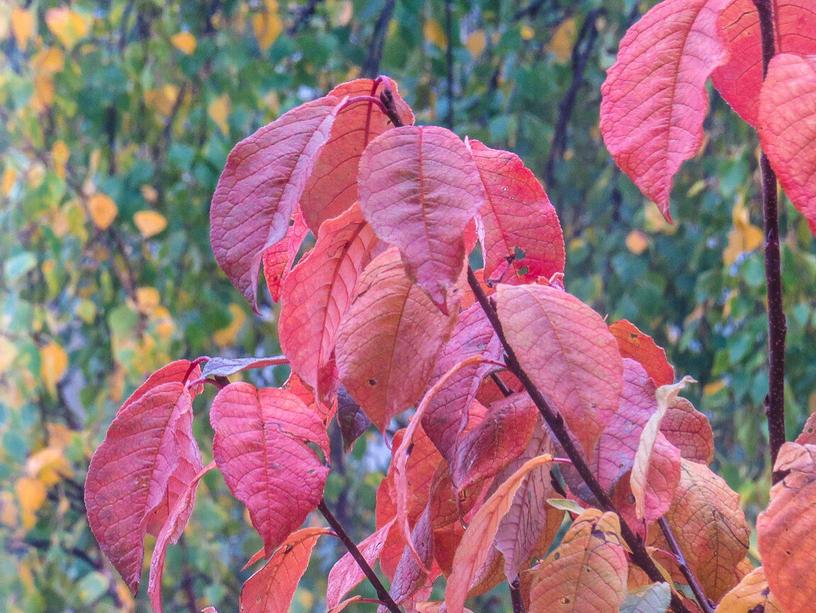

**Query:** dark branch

left=658, top=517, right=713, bottom=613
left=318, top=500, right=401, bottom=612
left=752, top=0, right=787, bottom=480
left=510, top=577, right=526, bottom=613
left=465, top=267, right=691, bottom=613
left=362, top=0, right=396, bottom=78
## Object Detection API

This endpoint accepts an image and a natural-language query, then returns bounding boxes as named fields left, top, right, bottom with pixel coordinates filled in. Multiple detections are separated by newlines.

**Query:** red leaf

left=283, top=372, right=337, bottom=426
left=262, top=207, right=309, bottom=302
left=337, top=385, right=371, bottom=451
left=468, top=139, right=565, bottom=285
left=148, top=462, right=214, bottom=613
left=630, top=379, right=689, bottom=522
left=85, top=374, right=203, bottom=593
left=796, top=411, right=816, bottom=444
left=758, top=53, right=816, bottom=233
left=600, top=0, right=729, bottom=218
left=358, top=125, right=486, bottom=310
left=335, top=248, right=457, bottom=431
left=445, top=454, right=554, bottom=613
left=496, top=284, right=623, bottom=453
left=452, top=393, right=539, bottom=492
left=592, top=359, right=657, bottom=492
left=301, top=77, right=414, bottom=234
left=660, top=397, right=714, bottom=464
left=757, top=443, right=816, bottom=613
left=239, top=527, right=331, bottom=613
left=609, top=319, right=674, bottom=387
left=279, top=203, right=379, bottom=397
left=210, top=383, right=329, bottom=554
left=421, top=303, right=503, bottom=464
left=326, top=518, right=395, bottom=609
left=712, top=0, right=816, bottom=127
left=391, top=506, right=439, bottom=605
left=210, top=96, right=345, bottom=309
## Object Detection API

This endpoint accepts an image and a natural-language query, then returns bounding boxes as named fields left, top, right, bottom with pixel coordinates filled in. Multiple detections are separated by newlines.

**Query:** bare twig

left=362, top=0, right=396, bottom=77
left=318, top=500, right=401, bottom=612
left=544, top=9, right=601, bottom=186
left=752, top=0, right=787, bottom=480
left=658, top=517, right=714, bottom=613
left=465, top=268, right=691, bottom=613
left=510, top=577, right=526, bottom=613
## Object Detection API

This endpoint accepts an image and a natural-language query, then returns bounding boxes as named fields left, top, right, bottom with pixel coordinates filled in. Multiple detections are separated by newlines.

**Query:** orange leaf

left=714, top=566, right=781, bottom=613
left=445, top=453, right=553, bottom=613
left=527, top=509, right=628, bottom=613
left=757, top=443, right=816, bottom=612
left=609, top=319, right=675, bottom=387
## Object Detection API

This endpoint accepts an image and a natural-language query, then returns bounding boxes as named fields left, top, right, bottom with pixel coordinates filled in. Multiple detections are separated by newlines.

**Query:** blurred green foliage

left=2, top=0, right=815, bottom=610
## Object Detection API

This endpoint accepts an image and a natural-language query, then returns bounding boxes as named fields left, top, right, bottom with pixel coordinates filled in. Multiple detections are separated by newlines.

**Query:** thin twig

left=658, top=518, right=713, bottom=613
left=465, top=268, right=691, bottom=613
left=362, top=0, right=396, bottom=77
left=510, top=577, right=526, bottom=613
left=752, top=0, right=786, bottom=482
left=544, top=9, right=602, bottom=186
left=318, top=500, right=401, bottom=613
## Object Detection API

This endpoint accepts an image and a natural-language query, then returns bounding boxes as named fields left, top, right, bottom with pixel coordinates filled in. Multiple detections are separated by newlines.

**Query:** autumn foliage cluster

left=84, top=1, right=816, bottom=612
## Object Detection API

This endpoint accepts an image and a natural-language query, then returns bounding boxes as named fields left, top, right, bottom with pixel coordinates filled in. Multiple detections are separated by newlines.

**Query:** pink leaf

left=494, top=430, right=564, bottom=582
left=210, top=383, right=329, bottom=554
left=326, top=518, right=395, bottom=609
left=452, top=393, right=539, bottom=492
left=85, top=373, right=202, bottom=593
left=279, top=203, right=379, bottom=398
left=301, top=77, right=414, bottom=234
left=468, top=139, right=565, bottom=285
left=148, top=462, right=215, bottom=613
left=262, top=207, right=309, bottom=302
left=421, top=303, right=503, bottom=464
left=600, top=0, right=729, bottom=218
left=358, top=125, right=486, bottom=311
left=758, top=53, right=816, bottom=233
left=712, top=0, right=816, bottom=127
left=335, top=248, right=457, bottom=431
left=496, top=284, right=623, bottom=453
left=210, top=96, right=345, bottom=309
left=390, top=506, right=438, bottom=605
left=592, top=359, right=658, bottom=491
left=239, top=527, right=331, bottom=613
left=630, top=379, right=690, bottom=522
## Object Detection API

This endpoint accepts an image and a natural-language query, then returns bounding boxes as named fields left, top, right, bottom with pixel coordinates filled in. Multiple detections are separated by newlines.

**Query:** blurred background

left=2, top=0, right=816, bottom=610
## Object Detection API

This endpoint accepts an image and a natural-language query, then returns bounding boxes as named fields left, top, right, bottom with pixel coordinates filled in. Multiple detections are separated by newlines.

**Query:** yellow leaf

left=144, top=84, right=180, bottom=117
left=16, top=477, right=47, bottom=530
left=253, top=0, right=283, bottom=51
left=625, top=230, right=650, bottom=255
left=140, top=184, right=158, bottom=203
left=0, top=491, right=17, bottom=528
left=520, top=24, right=535, bottom=41
left=208, top=94, right=230, bottom=135
left=27, top=447, right=73, bottom=487
left=424, top=19, right=447, bottom=48
left=214, top=303, right=246, bottom=347
left=704, top=379, right=727, bottom=396
left=466, top=30, right=486, bottom=57
left=171, top=31, right=197, bottom=54
left=88, top=193, right=118, bottom=230
left=32, top=47, right=65, bottom=75
left=1, top=166, right=16, bottom=196
left=136, top=286, right=161, bottom=314
left=0, top=337, right=18, bottom=373
left=46, top=7, right=92, bottom=49
left=51, top=140, right=69, bottom=179
left=723, top=201, right=763, bottom=265
left=33, top=74, right=55, bottom=112
left=133, top=210, right=167, bottom=238
left=40, top=341, right=68, bottom=396
left=549, top=17, right=576, bottom=62
left=11, top=7, right=35, bottom=50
